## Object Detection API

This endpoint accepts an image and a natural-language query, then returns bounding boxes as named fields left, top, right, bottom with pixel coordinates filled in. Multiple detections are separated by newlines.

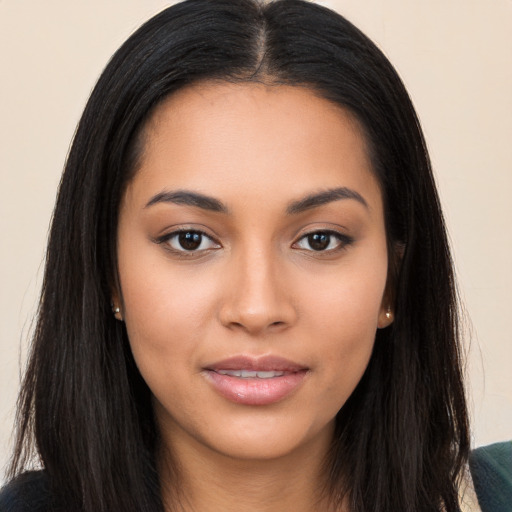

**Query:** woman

left=1, top=0, right=474, bottom=510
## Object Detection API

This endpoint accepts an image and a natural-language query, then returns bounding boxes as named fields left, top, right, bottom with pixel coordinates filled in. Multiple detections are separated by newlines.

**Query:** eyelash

left=155, top=228, right=353, bottom=256
left=293, top=230, right=354, bottom=253
left=156, top=229, right=220, bottom=257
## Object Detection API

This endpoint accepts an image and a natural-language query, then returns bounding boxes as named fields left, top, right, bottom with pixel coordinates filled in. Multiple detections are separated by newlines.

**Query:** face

left=116, top=82, right=392, bottom=463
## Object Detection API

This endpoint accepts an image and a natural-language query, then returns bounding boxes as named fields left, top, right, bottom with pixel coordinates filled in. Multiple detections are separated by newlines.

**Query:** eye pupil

left=178, top=232, right=202, bottom=250
left=308, top=232, right=330, bottom=251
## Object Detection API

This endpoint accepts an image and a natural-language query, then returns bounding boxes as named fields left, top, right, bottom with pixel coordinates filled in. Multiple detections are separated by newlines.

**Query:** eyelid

left=155, top=227, right=221, bottom=255
left=292, top=228, right=354, bottom=252
left=153, top=224, right=353, bottom=256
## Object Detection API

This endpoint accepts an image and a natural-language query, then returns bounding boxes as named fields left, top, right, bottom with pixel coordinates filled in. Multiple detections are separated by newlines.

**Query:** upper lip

left=205, top=355, right=308, bottom=373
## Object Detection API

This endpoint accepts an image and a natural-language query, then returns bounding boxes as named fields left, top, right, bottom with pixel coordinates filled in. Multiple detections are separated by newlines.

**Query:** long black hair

left=8, top=1, right=469, bottom=510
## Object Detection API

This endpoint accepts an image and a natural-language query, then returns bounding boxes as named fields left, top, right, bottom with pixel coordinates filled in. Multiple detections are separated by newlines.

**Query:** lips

left=203, top=355, right=308, bottom=406
left=216, top=369, right=286, bottom=378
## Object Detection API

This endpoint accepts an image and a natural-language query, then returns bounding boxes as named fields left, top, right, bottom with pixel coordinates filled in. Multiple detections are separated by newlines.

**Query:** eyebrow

left=286, top=187, right=368, bottom=214
left=144, top=186, right=368, bottom=215
left=145, top=190, right=229, bottom=213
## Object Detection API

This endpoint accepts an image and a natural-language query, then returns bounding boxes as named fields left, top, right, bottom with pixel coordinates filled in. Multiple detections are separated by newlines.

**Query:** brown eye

left=294, top=230, right=353, bottom=252
left=162, top=230, right=220, bottom=252
left=307, top=232, right=331, bottom=251
left=178, top=231, right=203, bottom=250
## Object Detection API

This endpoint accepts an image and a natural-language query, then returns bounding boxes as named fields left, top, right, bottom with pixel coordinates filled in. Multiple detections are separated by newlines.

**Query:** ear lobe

left=112, top=304, right=123, bottom=321
left=110, top=286, right=124, bottom=321
left=377, top=241, right=404, bottom=329
left=377, top=306, right=393, bottom=329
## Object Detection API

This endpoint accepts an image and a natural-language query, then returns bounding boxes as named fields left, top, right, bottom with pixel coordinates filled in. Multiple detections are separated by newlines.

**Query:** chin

left=164, top=406, right=337, bottom=464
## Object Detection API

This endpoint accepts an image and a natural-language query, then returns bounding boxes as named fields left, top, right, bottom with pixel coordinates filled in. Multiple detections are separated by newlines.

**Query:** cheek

left=302, top=251, right=387, bottom=335
left=299, top=251, right=387, bottom=399
left=117, top=250, right=220, bottom=385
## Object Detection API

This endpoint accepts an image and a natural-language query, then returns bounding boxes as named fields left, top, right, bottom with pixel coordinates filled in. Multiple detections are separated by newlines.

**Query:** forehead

left=127, top=81, right=381, bottom=212
left=145, top=81, right=367, bottom=157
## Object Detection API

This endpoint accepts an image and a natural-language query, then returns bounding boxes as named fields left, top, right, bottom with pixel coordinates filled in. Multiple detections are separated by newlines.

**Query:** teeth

left=217, top=370, right=285, bottom=379
left=255, top=371, right=284, bottom=378
left=218, top=369, right=242, bottom=377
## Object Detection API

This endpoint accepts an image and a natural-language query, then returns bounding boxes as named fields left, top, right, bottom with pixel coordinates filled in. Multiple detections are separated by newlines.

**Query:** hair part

left=9, top=1, right=469, bottom=511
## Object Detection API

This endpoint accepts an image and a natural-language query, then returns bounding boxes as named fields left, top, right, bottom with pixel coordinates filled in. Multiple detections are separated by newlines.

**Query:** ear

left=377, top=303, right=393, bottom=329
left=110, top=285, right=124, bottom=322
left=377, top=241, right=404, bottom=329
left=377, top=274, right=394, bottom=328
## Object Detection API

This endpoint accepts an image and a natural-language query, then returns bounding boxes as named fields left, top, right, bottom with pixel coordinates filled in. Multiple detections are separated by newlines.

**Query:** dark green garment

left=0, top=471, right=50, bottom=512
left=469, top=440, right=512, bottom=512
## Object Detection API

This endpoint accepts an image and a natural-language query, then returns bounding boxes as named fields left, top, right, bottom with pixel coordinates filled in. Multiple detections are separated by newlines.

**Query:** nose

left=218, top=246, right=297, bottom=336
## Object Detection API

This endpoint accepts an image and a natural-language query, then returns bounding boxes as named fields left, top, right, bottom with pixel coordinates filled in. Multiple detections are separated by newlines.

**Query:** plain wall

left=1, top=0, right=511, bottom=480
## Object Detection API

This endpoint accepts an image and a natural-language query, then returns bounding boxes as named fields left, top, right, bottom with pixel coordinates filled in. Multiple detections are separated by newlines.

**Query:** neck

left=158, top=427, right=343, bottom=512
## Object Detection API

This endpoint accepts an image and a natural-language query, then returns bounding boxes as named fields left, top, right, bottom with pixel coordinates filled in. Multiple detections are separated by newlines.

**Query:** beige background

left=1, top=0, right=511, bottom=480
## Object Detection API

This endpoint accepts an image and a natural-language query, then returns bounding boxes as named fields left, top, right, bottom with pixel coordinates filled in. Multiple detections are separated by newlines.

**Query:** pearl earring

left=111, top=303, right=122, bottom=320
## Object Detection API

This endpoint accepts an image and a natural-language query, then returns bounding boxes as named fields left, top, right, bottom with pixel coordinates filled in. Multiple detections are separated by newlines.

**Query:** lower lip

left=204, top=370, right=308, bottom=405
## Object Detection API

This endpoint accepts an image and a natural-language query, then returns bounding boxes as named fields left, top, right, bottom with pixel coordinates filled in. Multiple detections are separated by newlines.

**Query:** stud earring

left=385, top=307, right=393, bottom=320
left=111, top=303, right=122, bottom=320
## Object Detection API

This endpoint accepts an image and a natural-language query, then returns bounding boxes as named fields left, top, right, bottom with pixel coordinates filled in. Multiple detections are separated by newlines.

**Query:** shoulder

left=469, top=440, right=512, bottom=512
left=0, top=471, right=50, bottom=512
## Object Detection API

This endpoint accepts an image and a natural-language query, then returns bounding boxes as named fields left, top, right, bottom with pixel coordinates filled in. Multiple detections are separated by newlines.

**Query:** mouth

left=203, top=355, right=309, bottom=406
left=215, top=369, right=287, bottom=379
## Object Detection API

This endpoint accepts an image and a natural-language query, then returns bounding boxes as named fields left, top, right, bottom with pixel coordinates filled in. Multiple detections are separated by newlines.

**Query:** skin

left=115, top=82, right=393, bottom=512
